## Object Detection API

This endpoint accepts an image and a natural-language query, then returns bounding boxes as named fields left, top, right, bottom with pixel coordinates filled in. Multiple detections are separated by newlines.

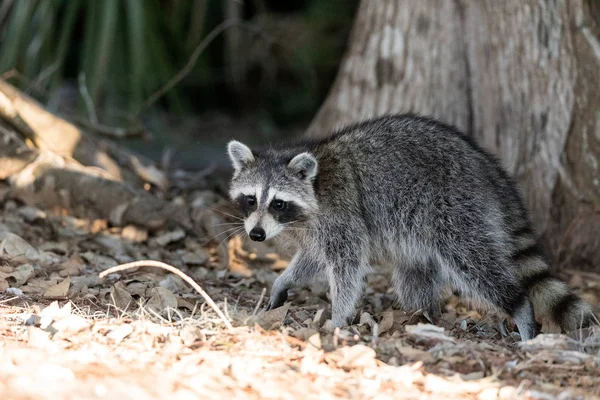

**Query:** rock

left=180, top=249, right=209, bottom=266
left=152, top=228, right=186, bottom=247
left=18, top=206, right=47, bottom=222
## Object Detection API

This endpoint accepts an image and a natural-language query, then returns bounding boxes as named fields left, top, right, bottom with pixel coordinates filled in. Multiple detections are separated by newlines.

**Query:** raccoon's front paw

left=266, top=289, right=288, bottom=310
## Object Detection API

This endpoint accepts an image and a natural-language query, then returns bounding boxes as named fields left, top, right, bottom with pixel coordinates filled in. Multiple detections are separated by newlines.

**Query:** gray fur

left=226, top=114, right=596, bottom=340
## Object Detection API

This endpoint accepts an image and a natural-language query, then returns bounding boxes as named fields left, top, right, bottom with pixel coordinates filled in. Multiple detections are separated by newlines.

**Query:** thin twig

left=99, top=260, right=234, bottom=331
left=138, top=19, right=260, bottom=114
left=71, top=116, right=146, bottom=139
left=252, top=287, right=267, bottom=316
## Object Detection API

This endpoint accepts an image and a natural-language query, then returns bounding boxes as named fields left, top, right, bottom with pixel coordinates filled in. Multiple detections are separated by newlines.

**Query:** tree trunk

left=307, top=1, right=471, bottom=137
left=309, top=0, right=600, bottom=271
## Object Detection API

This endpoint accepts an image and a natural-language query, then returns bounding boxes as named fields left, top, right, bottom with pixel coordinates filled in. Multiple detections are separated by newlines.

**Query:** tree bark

left=309, top=0, right=600, bottom=271
left=307, top=0, right=471, bottom=137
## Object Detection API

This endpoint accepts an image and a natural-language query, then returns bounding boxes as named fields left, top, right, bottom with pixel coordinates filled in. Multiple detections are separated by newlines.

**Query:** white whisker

left=210, top=222, right=245, bottom=227
left=207, top=206, right=243, bottom=221
left=216, top=227, right=245, bottom=249
left=203, top=226, right=246, bottom=246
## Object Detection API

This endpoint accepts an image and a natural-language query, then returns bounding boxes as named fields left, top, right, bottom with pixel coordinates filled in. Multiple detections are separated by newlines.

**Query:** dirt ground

left=0, top=179, right=599, bottom=400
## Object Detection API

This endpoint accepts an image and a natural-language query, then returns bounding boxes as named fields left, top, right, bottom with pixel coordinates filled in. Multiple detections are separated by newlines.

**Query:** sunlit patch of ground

left=1, top=184, right=599, bottom=399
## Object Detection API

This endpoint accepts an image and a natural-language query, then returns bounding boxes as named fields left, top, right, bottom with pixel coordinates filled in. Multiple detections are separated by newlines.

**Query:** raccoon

left=226, top=114, right=595, bottom=340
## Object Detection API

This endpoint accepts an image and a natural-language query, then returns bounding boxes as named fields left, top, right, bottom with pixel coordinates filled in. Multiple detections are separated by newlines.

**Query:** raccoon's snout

left=249, top=227, right=266, bottom=242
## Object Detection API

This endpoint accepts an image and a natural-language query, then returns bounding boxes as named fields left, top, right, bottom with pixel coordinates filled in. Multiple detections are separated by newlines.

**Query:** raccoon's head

left=226, top=140, right=318, bottom=242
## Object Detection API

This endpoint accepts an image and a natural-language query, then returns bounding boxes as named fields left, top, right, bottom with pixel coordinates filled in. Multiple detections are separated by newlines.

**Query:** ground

left=0, top=179, right=599, bottom=400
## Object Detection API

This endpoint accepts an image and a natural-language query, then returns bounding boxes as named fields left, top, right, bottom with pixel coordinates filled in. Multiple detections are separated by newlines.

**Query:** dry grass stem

left=99, top=260, right=234, bottom=331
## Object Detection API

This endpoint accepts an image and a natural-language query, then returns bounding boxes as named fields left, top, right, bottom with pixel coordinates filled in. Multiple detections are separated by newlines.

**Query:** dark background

left=0, top=0, right=359, bottom=168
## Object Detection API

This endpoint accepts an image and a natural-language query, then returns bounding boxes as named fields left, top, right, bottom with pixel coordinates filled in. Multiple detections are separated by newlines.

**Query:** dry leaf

left=253, top=302, right=290, bottom=330
left=396, top=346, right=435, bottom=363
left=176, top=297, right=197, bottom=311
left=106, top=324, right=134, bottom=343
left=80, top=251, right=118, bottom=270
left=305, top=333, right=322, bottom=351
left=312, top=308, right=331, bottom=329
left=109, top=281, right=133, bottom=310
left=27, top=326, right=51, bottom=347
left=124, top=281, right=150, bottom=297
left=0, top=263, right=34, bottom=285
left=291, top=327, right=319, bottom=341
left=146, top=286, right=178, bottom=316
left=328, top=345, right=377, bottom=369
left=121, top=225, right=148, bottom=243
left=21, top=278, right=58, bottom=294
left=228, top=235, right=252, bottom=277
left=43, top=276, right=71, bottom=298
left=378, top=310, right=394, bottom=334
left=130, top=156, right=168, bottom=191
left=460, top=371, right=485, bottom=381
left=39, top=301, right=71, bottom=323
left=39, top=241, right=69, bottom=254
left=0, top=231, right=40, bottom=262
left=59, top=255, right=85, bottom=277
left=52, top=314, right=90, bottom=336
left=0, top=277, right=9, bottom=292
left=519, top=334, right=570, bottom=351
left=405, top=323, right=456, bottom=343
left=179, top=325, right=205, bottom=346
left=359, top=312, right=377, bottom=332
left=159, top=275, right=188, bottom=294
left=70, top=275, right=103, bottom=292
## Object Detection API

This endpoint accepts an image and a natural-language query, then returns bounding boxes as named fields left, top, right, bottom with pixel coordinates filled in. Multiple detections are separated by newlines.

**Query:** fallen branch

left=99, top=260, right=234, bottom=331
left=0, top=79, right=181, bottom=229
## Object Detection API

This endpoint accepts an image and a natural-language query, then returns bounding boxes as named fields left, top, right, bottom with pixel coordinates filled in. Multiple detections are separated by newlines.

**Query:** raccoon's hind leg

left=442, top=242, right=539, bottom=341
left=392, top=262, right=443, bottom=321
left=457, top=271, right=538, bottom=340
left=267, top=251, right=323, bottom=310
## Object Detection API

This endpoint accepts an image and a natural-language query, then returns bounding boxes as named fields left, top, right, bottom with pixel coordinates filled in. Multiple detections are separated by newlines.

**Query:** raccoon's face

left=226, top=140, right=318, bottom=242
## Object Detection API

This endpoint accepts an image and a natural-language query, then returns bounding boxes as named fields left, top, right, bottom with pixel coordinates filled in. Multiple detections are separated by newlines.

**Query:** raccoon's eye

left=271, top=199, right=287, bottom=211
left=245, top=195, right=256, bottom=206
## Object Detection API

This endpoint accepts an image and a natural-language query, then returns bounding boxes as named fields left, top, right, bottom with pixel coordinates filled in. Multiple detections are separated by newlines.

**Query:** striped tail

left=515, top=239, right=595, bottom=333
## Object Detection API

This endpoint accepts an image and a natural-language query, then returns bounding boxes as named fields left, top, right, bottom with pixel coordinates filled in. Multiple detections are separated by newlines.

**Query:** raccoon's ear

left=288, top=152, right=318, bottom=180
left=227, top=140, right=255, bottom=171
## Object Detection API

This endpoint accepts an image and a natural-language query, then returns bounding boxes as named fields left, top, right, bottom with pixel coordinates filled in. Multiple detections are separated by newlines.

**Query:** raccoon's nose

left=249, top=227, right=266, bottom=242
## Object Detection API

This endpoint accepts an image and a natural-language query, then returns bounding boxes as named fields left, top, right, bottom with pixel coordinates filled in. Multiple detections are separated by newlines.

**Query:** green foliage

left=0, top=0, right=212, bottom=122
left=0, top=0, right=358, bottom=126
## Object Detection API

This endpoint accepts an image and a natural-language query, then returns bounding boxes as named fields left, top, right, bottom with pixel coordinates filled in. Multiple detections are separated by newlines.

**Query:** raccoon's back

left=313, top=114, right=530, bottom=235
